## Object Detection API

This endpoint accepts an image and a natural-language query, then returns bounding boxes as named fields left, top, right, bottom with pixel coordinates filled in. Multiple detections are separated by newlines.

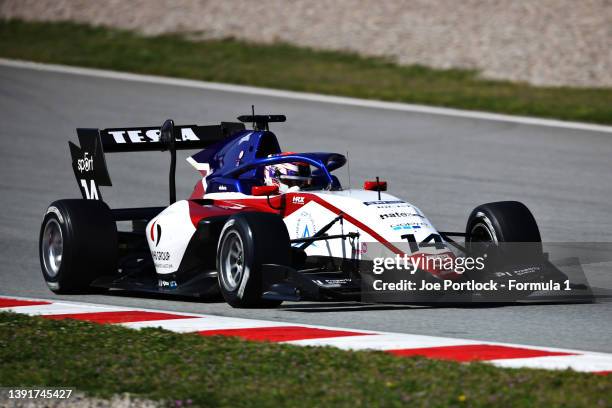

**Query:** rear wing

left=69, top=121, right=245, bottom=201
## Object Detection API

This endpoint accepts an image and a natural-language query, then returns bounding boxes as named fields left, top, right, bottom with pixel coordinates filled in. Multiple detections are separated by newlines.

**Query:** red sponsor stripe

left=594, top=371, right=611, bottom=376
left=197, top=326, right=368, bottom=342
left=209, top=193, right=401, bottom=255
left=43, top=311, right=195, bottom=324
left=302, top=195, right=404, bottom=255
left=0, top=297, right=51, bottom=308
left=303, top=196, right=458, bottom=278
left=214, top=194, right=458, bottom=278
left=387, top=344, right=575, bottom=362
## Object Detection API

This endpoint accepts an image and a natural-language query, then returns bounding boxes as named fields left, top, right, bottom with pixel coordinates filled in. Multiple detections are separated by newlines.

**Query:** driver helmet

left=263, top=152, right=312, bottom=193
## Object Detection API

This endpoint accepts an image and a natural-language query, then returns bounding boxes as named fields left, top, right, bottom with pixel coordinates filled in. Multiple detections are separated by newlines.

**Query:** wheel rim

left=42, top=218, right=63, bottom=278
left=469, top=212, right=498, bottom=245
left=470, top=223, right=495, bottom=243
left=219, top=231, right=245, bottom=292
left=468, top=212, right=500, bottom=260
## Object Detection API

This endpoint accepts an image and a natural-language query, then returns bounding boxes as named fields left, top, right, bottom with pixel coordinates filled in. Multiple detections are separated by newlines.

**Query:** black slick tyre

left=216, top=212, right=291, bottom=308
left=39, top=199, right=117, bottom=293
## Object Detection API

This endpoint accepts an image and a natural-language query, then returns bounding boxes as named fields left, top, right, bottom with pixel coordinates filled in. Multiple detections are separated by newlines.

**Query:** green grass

left=0, top=20, right=611, bottom=125
left=0, top=312, right=609, bottom=407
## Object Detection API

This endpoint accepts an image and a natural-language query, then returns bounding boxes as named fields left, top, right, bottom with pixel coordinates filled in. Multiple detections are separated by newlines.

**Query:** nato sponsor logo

left=379, top=210, right=427, bottom=220
left=380, top=211, right=416, bottom=220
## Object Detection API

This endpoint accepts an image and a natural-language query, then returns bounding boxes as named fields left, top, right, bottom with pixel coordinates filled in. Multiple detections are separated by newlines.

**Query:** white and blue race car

left=39, top=114, right=569, bottom=307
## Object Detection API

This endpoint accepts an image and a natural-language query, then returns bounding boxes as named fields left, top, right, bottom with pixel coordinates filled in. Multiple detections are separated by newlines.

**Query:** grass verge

left=0, top=20, right=611, bottom=125
left=0, top=312, right=610, bottom=407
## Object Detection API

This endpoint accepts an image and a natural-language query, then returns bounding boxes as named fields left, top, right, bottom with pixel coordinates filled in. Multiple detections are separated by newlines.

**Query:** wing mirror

left=252, top=185, right=279, bottom=196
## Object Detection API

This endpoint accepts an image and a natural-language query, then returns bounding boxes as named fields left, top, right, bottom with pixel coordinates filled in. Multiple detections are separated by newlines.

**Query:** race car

left=39, top=113, right=573, bottom=307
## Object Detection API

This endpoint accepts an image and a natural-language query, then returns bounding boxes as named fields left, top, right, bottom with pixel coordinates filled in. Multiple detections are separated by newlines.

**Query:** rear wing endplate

left=69, top=122, right=244, bottom=201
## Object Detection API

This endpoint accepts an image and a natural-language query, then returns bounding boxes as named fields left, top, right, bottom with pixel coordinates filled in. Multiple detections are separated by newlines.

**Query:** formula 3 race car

left=39, top=113, right=581, bottom=307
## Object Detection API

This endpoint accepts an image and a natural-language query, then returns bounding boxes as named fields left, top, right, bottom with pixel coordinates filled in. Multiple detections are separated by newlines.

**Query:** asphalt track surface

left=1, top=63, right=611, bottom=353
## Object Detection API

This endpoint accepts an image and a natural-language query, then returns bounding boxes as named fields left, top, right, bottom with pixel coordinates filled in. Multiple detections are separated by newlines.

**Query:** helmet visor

left=279, top=175, right=312, bottom=188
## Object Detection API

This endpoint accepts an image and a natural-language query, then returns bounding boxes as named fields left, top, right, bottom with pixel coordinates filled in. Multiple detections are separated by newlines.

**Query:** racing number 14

left=401, top=233, right=445, bottom=253
left=80, top=179, right=99, bottom=200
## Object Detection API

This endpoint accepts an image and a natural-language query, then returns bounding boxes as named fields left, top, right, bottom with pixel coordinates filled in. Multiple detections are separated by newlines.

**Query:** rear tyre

left=39, top=199, right=118, bottom=293
left=216, top=212, right=291, bottom=308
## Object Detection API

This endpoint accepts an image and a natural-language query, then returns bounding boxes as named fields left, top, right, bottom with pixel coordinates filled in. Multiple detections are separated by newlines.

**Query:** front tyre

left=467, top=201, right=541, bottom=245
left=39, top=200, right=118, bottom=293
left=216, top=212, right=291, bottom=308
left=466, top=201, right=542, bottom=271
